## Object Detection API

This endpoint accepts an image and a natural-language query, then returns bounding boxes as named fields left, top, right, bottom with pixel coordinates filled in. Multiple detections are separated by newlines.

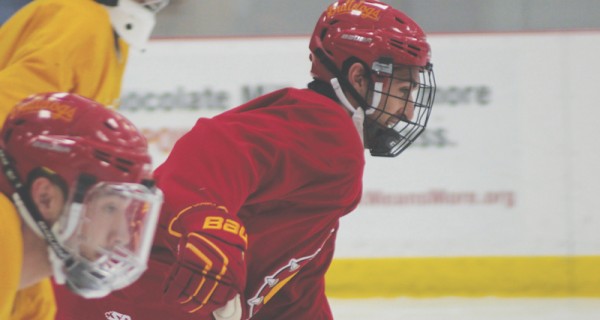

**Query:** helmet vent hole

left=408, top=44, right=421, bottom=51
left=389, top=39, right=420, bottom=57
left=320, top=28, right=328, bottom=41
left=115, top=158, right=134, bottom=173
left=395, top=17, right=405, bottom=25
left=389, top=39, right=406, bottom=51
left=407, top=44, right=421, bottom=57
left=115, top=165, right=131, bottom=173
left=94, top=149, right=111, bottom=163
left=93, top=150, right=133, bottom=173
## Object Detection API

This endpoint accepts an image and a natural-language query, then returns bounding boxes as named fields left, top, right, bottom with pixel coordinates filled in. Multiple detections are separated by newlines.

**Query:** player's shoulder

left=218, top=87, right=358, bottom=137
left=249, top=87, right=351, bottom=120
left=287, top=88, right=353, bottom=120
left=0, top=192, right=17, bottom=217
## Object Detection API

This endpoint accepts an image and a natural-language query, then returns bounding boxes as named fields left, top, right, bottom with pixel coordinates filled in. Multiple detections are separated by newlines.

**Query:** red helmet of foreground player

left=2, top=92, right=152, bottom=188
left=309, top=0, right=436, bottom=157
left=0, top=92, right=163, bottom=299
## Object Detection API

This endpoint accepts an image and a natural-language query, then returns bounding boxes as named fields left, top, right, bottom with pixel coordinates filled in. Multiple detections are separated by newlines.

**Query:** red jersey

left=54, top=88, right=364, bottom=320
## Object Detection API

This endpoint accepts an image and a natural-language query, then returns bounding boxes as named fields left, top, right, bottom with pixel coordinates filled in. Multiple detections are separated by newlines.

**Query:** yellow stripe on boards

left=325, top=256, right=600, bottom=298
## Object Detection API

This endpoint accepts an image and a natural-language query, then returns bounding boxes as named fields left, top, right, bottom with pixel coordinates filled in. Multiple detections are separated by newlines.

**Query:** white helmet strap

left=330, top=78, right=365, bottom=144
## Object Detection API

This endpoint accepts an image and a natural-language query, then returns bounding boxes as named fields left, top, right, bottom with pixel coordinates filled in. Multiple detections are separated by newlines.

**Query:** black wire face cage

left=364, top=62, right=436, bottom=157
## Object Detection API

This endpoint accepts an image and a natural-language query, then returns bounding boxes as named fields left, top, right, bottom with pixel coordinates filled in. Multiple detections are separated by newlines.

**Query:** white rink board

left=121, top=32, right=600, bottom=258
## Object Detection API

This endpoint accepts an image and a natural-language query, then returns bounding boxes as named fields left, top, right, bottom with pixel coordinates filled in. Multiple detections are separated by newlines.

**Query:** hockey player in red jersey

left=54, top=0, right=436, bottom=319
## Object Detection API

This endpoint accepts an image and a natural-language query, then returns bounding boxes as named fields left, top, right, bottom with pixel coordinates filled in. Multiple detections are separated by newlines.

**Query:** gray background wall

left=1, top=1, right=600, bottom=36
left=153, top=0, right=600, bottom=37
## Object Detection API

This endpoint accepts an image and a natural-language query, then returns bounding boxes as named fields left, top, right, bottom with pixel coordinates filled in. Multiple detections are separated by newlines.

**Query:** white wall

left=121, top=32, right=600, bottom=259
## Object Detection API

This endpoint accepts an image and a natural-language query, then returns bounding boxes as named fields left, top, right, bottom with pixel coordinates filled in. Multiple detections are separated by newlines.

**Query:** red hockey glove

left=163, top=203, right=247, bottom=315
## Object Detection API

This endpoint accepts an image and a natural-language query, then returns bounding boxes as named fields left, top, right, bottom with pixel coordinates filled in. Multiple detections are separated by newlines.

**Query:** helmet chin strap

left=0, top=149, right=73, bottom=261
left=11, top=192, right=44, bottom=238
left=49, top=248, right=67, bottom=284
left=330, top=78, right=356, bottom=114
left=330, top=76, right=385, bottom=145
left=12, top=186, right=74, bottom=284
left=370, top=82, right=383, bottom=115
left=11, top=189, right=71, bottom=284
left=330, top=78, right=365, bottom=144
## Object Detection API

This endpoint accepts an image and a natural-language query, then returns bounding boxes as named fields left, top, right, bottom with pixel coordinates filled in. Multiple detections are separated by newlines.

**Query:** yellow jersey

left=0, top=0, right=129, bottom=125
left=0, top=193, right=23, bottom=319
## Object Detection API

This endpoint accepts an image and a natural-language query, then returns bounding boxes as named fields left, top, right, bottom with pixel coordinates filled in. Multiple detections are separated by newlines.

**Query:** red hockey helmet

left=1, top=92, right=152, bottom=188
left=309, top=0, right=436, bottom=157
left=0, top=92, right=163, bottom=298
left=309, top=0, right=431, bottom=82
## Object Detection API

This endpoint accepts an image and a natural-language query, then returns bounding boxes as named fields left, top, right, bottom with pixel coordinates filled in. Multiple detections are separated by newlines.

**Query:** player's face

left=78, top=194, right=132, bottom=261
left=369, top=66, right=420, bottom=128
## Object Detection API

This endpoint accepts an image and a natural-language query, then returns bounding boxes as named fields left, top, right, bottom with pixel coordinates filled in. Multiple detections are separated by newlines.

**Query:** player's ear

left=30, top=177, right=65, bottom=223
left=347, top=62, right=368, bottom=94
